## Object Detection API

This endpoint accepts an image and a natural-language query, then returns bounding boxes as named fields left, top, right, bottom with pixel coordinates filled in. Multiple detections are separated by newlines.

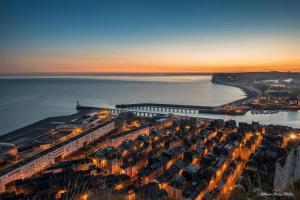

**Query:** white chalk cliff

left=274, top=145, right=300, bottom=191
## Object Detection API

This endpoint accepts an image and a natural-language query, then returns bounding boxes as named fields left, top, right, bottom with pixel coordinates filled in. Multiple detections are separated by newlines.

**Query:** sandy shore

left=211, top=78, right=261, bottom=106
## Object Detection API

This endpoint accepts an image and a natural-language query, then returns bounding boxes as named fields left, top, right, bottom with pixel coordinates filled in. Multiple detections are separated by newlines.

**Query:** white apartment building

left=0, top=120, right=115, bottom=193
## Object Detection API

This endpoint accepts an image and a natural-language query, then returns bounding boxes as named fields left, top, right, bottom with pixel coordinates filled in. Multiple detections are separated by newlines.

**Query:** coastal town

left=0, top=106, right=299, bottom=200
left=212, top=72, right=300, bottom=115
left=114, top=72, right=300, bottom=116
left=1, top=0, right=300, bottom=199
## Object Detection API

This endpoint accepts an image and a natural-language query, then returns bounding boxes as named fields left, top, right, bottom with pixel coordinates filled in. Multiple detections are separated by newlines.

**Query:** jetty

left=115, top=103, right=248, bottom=115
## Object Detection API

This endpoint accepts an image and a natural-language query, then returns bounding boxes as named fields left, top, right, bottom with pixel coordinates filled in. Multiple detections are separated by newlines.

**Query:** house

left=165, top=176, right=185, bottom=200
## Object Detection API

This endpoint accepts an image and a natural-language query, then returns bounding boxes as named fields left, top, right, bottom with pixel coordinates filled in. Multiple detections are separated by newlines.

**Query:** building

left=153, top=116, right=173, bottom=130
left=0, top=120, right=115, bottom=193
left=0, top=143, right=17, bottom=163
left=105, top=126, right=150, bottom=148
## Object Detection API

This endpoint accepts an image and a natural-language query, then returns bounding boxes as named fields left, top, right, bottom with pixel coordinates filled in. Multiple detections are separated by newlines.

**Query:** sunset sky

left=1, top=0, right=300, bottom=74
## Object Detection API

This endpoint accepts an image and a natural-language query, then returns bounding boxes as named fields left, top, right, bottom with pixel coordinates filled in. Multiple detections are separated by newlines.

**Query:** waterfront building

left=0, top=120, right=115, bottom=192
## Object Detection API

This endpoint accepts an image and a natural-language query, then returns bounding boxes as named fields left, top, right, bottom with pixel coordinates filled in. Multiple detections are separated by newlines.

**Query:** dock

left=115, top=103, right=248, bottom=115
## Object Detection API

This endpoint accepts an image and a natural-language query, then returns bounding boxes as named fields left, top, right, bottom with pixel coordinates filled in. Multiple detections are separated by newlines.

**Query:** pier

left=76, top=105, right=167, bottom=117
left=116, top=103, right=213, bottom=113
left=107, top=107, right=164, bottom=117
left=115, top=103, right=248, bottom=115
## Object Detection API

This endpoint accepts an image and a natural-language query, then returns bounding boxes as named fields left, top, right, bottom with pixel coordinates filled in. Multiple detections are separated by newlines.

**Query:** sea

left=0, top=75, right=299, bottom=135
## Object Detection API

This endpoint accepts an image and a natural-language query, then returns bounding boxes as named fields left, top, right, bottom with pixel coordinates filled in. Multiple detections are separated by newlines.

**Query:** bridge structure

left=76, top=105, right=168, bottom=117
left=77, top=102, right=249, bottom=116
left=115, top=103, right=216, bottom=114
left=107, top=107, right=165, bottom=117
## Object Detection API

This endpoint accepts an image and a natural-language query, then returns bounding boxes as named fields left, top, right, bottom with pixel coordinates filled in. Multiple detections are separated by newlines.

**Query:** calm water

left=0, top=75, right=299, bottom=134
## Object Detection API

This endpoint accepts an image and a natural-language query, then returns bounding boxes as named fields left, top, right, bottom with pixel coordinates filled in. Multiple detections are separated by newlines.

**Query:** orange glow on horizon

left=2, top=37, right=300, bottom=74
left=1, top=16, right=300, bottom=74
left=2, top=54, right=299, bottom=73
left=2, top=61, right=299, bottom=74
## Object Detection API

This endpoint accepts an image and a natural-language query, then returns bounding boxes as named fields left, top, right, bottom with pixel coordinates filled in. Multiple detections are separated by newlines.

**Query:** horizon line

left=0, top=70, right=300, bottom=76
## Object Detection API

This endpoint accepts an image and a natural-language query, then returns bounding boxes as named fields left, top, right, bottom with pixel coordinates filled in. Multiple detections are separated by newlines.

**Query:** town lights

left=192, top=158, right=198, bottom=165
left=179, top=169, right=184, bottom=175
left=72, top=128, right=82, bottom=134
left=101, top=159, right=107, bottom=167
left=132, top=121, right=140, bottom=127
left=204, top=149, right=208, bottom=155
left=91, top=158, right=98, bottom=166
left=55, top=189, right=66, bottom=199
left=80, top=193, right=88, bottom=200
left=127, top=189, right=136, bottom=200
left=115, top=183, right=124, bottom=190
left=166, top=160, right=173, bottom=169
left=159, top=183, right=167, bottom=190
left=290, top=134, right=296, bottom=139
left=122, top=150, right=128, bottom=157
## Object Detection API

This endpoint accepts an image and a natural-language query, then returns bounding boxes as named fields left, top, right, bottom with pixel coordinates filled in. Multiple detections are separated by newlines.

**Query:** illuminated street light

left=290, top=134, right=296, bottom=139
